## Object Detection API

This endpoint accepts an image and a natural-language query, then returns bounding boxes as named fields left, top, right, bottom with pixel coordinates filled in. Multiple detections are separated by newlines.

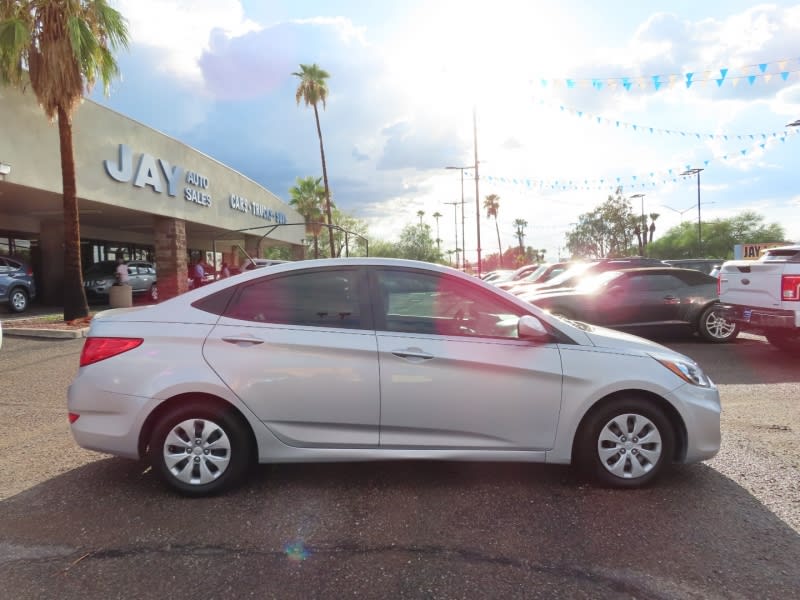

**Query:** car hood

left=559, top=318, right=692, bottom=361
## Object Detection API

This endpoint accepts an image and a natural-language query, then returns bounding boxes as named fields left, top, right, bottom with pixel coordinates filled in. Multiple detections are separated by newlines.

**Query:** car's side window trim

left=222, top=266, right=374, bottom=330
left=367, top=266, right=533, bottom=340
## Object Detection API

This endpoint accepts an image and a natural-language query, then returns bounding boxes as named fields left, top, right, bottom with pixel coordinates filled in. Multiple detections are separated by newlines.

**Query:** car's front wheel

left=150, top=402, right=253, bottom=496
left=698, top=304, right=738, bottom=343
left=575, top=397, right=675, bottom=488
left=8, top=287, right=29, bottom=313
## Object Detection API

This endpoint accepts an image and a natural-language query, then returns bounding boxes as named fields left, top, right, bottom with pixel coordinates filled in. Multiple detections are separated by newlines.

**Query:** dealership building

left=0, top=86, right=304, bottom=304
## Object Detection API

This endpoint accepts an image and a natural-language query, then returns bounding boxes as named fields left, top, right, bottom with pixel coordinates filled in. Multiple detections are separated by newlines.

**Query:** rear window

left=762, top=249, right=800, bottom=262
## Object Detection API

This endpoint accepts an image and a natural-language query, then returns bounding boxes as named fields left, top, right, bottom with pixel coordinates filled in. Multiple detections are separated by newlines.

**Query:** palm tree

left=289, top=176, right=325, bottom=258
left=432, top=211, right=442, bottom=253
left=513, top=218, right=528, bottom=256
left=293, top=63, right=335, bottom=257
left=417, top=210, right=425, bottom=225
left=484, top=194, right=502, bottom=267
left=648, top=212, right=660, bottom=244
left=0, top=0, right=128, bottom=321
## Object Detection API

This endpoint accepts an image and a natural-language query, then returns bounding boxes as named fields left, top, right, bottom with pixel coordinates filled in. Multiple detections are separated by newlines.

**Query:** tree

left=513, top=218, right=528, bottom=255
left=288, top=175, right=325, bottom=258
left=647, top=211, right=786, bottom=259
left=417, top=209, right=425, bottom=225
left=397, top=223, right=442, bottom=262
left=0, top=0, right=129, bottom=320
left=566, top=189, right=638, bottom=259
left=484, top=194, right=502, bottom=267
left=330, top=207, right=369, bottom=257
left=432, top=211, right=442, bottom=253
left=293, top=63, right=335, bottom=257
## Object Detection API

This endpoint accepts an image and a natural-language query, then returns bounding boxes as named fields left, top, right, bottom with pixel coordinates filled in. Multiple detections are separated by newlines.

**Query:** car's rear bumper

left=720, top=304, right=799, bottom=329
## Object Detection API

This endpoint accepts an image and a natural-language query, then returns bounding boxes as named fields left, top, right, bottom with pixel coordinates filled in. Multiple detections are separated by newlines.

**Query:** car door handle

left=391, top=349, right=434, bottom=360
left=662, top=295, right=680, bottom=304
left=221, top=335, right=265, bottom=346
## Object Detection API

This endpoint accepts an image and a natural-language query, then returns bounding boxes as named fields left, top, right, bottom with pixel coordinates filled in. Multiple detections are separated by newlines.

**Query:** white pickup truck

left=718, top=244, right=800, bottom=351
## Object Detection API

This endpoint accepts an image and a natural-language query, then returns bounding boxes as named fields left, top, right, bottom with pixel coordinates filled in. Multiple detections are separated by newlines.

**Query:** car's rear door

left=202, top=267, right=380, bottom=447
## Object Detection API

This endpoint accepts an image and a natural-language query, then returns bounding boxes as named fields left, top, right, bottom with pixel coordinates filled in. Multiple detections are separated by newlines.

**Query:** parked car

left=663, top=259, right=722, bottom=275
left=84, top=260, right=158, bottom=302
left=523, top=267, right=738, bottom=343
left=480, top=269, right=515, bottom=283
left=511, top=257, right=669, bottom=297
left=0, top=255, right=36, bottom=313
left=68, top=258, right=721, bottom=496
left=497, top=261, right=571, bottom=291
left=719, top=244, right=800, bottom=351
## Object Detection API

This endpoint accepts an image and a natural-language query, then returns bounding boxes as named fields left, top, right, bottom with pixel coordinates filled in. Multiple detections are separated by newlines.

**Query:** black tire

left=8, top=287, right=29, bottom=313
left=765, top=329, right=800, bottom=352
left=575, top=397, right=675, bottom=488
left=697, top=304, right=738, bottom=343
left=150, top=402, right=253, bottom=497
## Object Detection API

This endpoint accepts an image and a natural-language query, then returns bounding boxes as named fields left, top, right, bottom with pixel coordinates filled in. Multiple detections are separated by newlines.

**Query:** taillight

left=80, top=337, right=143, bottom=366
left=782, top=275, right=800, bottom=301
left=68, top=412, right=80, bottom=424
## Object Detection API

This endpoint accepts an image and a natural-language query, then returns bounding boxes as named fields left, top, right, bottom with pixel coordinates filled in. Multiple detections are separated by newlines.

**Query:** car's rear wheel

left=8, top=287, right=29, bottom=313
left=698, top=304, right=738, bottom=343
left=575, top=397, right=675, bottom=488
left=150, top=403, right=253, bottom=496
left=765, top=329, right=800, bottom=352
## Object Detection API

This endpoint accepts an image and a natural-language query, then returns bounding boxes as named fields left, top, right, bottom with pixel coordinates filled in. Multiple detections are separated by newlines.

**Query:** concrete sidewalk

left=1, top=304, right=109, bottom=339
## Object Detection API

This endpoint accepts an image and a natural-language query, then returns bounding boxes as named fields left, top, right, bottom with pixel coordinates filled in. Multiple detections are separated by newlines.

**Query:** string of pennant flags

left=534, top=97, right=797, bottom=141
left=462, top=128, right=798, bottom=193
left=535, top=57, right=800, bottom=90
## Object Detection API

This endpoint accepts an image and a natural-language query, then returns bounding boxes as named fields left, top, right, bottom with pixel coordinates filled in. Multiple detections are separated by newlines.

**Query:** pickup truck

left=718, top=244, right=800, bottom=351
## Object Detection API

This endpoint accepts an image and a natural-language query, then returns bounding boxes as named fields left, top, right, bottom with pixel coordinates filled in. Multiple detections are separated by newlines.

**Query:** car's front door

left=602, top=272, right=686, bottom=326
left=203, top=267, right=380, bottom=447
left=372, top=268, right=564, bottom=450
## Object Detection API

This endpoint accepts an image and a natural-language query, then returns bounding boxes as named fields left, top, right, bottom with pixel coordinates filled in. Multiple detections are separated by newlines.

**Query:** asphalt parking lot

left=0, top=332, right=798, bottom=599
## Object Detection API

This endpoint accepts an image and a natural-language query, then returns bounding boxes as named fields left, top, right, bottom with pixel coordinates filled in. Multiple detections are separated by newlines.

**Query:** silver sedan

left=68, top=258, right=720, bottom=496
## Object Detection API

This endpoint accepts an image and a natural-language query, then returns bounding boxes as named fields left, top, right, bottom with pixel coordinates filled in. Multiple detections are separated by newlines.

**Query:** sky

left=93, top=0, right=800, bottom=263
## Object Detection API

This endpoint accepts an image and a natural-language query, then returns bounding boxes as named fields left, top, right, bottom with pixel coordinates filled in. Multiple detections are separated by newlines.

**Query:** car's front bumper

left=672, top=382, right=721, bottom=463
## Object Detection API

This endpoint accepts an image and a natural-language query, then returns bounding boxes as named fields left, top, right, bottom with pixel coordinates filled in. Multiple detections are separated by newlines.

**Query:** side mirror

left=518, top=315, right=551, bottom=341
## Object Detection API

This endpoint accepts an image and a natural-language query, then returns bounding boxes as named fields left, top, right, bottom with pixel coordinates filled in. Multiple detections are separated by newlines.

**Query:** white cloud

left=112, top=0, right=260, bottom=86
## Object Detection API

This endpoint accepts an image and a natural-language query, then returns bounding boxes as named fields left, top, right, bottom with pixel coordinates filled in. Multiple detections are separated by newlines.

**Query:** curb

left=3, top=327, right=89, bottom=339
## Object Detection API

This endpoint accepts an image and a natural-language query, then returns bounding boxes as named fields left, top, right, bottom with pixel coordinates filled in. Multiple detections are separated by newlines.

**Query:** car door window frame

left=222, top=266, right=374, bottom=330
left=368, top=267, right=532, bottom=339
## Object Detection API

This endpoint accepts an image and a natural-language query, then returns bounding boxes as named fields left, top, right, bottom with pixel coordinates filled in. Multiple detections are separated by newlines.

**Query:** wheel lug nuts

left=194, top=456, right=200, bottom=463
left=204, top=449, right=209, bottom=455
left=620, top=448, right=626, bottom=454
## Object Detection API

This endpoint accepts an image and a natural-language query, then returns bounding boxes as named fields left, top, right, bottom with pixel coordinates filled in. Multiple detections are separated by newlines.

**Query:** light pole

left=680, top=168, right=704, bottom=254
left=445, top=200, right=460, bottom=269
left=631, top=193, right=646, bottom=255
left=473, top=106, right=482, bottom=277
left=445, top=166, right=470, bottom=270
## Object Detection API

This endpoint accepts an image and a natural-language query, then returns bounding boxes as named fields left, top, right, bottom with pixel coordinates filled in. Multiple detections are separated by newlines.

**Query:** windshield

left=539, top=262, right=598, bottom=287
left=574, top=270, right=623, bottom=292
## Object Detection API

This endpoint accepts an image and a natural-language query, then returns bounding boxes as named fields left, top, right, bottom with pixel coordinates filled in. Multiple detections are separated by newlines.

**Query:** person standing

left=191, top=259, right=205, bottom=289
left=220, top=261, right=230, bottom=279
left=115, top=257, right=129, bottom=285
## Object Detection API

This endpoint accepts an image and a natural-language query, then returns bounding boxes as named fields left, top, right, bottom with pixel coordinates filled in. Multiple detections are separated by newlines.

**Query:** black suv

left=0, top=256, right=37, bottom=313
left=84, top=261, right=158, bottom=302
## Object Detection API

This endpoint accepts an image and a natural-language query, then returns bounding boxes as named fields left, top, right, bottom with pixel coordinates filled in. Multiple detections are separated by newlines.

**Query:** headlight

left=655, top=357, right=712, bottom=387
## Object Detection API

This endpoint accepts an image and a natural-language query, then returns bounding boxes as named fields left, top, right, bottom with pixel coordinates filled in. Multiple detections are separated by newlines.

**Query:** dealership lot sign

left=103, top=144, right=286, bottom=223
